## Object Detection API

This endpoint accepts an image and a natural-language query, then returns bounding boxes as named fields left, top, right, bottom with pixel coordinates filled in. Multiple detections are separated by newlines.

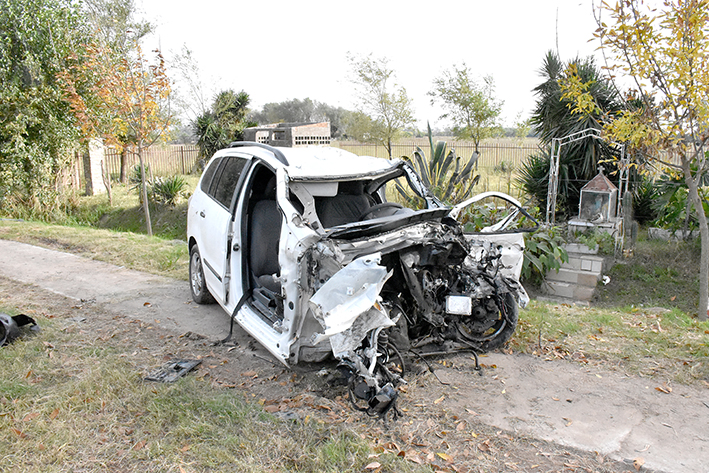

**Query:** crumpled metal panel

left=145, top=360, right=201, bottom=382
left=309, top=253, right=393, bottom=355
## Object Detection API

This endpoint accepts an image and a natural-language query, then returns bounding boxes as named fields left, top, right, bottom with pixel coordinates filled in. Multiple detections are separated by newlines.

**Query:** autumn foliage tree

left=563, top=0, right=709, bottom=320
left=61, top=41, right=172, bottom=236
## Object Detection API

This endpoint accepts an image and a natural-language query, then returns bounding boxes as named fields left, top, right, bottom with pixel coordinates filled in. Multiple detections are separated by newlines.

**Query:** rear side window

left=200, top=157, right=221, bottom=194
left=212, top=157, right=248, bottom=208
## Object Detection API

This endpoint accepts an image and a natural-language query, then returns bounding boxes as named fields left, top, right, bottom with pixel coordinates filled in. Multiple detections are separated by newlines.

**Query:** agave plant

left=397, top=123, right=479, bottom=207
left=152, top=175, right=187, bottom=206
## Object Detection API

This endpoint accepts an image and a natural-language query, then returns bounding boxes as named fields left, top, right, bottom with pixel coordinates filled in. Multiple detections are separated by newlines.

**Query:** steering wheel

left=358, top=202, right=404, bottom=221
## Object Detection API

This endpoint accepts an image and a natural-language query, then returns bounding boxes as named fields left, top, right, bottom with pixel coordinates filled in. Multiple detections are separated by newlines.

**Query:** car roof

left=220, top=144, right=402, bottom=180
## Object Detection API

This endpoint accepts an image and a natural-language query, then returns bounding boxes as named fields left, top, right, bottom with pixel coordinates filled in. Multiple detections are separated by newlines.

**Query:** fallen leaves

left=132, top=440, right=146, bottom=451
left=478, top=439, right=492, bottom=452
left=655, top=383, right=672, bottom=394
left=21, top=412, right=40, bottom=422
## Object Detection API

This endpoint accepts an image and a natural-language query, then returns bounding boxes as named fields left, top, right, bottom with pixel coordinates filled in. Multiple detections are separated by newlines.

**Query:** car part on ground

left=145, top=360, right=202, bottom=382
left=0, top=313, right=38, bottom=346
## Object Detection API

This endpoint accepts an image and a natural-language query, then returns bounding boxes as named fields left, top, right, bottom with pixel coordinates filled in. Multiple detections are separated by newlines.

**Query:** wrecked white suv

left=187, top=142, right=534, bottom=417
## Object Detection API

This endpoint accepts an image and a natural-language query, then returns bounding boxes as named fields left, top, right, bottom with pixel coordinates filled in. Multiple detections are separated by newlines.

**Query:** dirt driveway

left=0, top=239, right=707, bottom=473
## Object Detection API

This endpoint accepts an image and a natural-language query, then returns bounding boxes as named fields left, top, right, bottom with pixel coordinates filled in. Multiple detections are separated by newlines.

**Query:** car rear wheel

left=189, top=245, right=215, bottom=304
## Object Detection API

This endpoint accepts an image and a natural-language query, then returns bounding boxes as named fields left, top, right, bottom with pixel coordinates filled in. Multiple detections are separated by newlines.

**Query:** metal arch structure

left=545, top=128, right=627, bottom=225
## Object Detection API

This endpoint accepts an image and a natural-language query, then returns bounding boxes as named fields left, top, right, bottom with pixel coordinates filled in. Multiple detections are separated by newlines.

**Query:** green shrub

left=632, top=176, right=657, bottom=224
left=522, top=225, right=568, bottom=284
left=573, top=228, right=615, bottom=255
left=652, top=167, right=709, bottom=233
left=397, top=123, right=479, bottom=207
left=151, top=175, right=187, bottom=206
left=461, top=202, right=515, bottom=232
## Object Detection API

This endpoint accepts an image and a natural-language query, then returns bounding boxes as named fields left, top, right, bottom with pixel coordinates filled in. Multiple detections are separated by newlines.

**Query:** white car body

left=187, top=143, right=533, bottom=416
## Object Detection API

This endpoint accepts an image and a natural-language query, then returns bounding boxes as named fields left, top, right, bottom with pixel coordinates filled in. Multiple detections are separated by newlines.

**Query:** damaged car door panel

left=187, top=143, right=536, bottom=417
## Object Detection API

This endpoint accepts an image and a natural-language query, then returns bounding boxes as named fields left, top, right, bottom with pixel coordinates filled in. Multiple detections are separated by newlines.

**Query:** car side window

left=212, top=157, right=247, bottom=208
left=200, top=157, right=221, bottom=195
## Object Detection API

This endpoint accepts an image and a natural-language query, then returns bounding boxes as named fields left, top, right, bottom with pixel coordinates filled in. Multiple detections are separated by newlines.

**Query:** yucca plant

left=396, top=123, right=479, bottom=207
left=151, top=175, right=187, bottom=206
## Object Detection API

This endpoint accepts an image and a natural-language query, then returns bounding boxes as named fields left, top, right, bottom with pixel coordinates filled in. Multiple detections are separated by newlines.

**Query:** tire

left=456, top=293, right=518, bottom=352
left=189, top=245, right=215, bottom=304
left=478, top=293, right=518, bottom=352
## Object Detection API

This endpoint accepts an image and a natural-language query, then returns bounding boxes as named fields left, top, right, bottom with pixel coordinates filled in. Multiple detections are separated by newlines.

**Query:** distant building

left=243, top=122, right=331, bottom=147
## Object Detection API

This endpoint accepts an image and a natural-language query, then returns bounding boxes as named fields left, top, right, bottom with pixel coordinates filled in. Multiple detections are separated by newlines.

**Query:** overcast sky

left=138, top=0, right=601, bottom=128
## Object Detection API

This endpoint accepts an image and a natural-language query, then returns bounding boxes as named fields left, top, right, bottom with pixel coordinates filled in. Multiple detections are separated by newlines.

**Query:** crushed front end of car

left=289, top=183, right=535, bottom=418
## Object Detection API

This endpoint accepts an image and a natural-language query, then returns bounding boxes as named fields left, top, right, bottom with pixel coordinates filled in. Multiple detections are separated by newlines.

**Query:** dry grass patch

left=0, top=306, right=425, bottom=473
left=512, top=301, right=709, bottom=386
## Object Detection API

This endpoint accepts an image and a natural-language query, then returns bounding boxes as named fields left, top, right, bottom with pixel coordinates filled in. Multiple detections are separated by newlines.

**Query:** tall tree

left=429, top=64, right=503, bottom=153
left=171, top=45, right=210, bottom=123
left=80, top=0, right=152, bottom=183
left=62, top=41, right=173, bottom=236
left=0, top=0, right=86, bottom=217
left=348, top=53, right=415, bottom=158
left=564, top=0, right=709, bottom=320
left=81, top=0, right=152, bottom=53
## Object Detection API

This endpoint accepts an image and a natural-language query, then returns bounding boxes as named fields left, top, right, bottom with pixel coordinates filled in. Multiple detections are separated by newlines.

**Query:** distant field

left=334, top=137, right=540, bottom=199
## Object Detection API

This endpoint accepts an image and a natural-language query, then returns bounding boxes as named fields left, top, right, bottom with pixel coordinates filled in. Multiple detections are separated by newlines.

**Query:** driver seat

left=249, top=178, right=281, bottom=293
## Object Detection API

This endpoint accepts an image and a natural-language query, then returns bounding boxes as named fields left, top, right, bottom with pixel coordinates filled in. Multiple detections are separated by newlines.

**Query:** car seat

left=248, top=177, right=281, bottom=294
left=314, top=181, right=373, bottom=227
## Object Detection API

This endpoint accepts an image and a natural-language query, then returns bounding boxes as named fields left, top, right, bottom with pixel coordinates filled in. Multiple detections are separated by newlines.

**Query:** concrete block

left=574, top=285, right=596, bottom=301
left=564, top=257, right=582, bottom=271
left=577, top=272, right=601, bottom=287
left=564, top=243, right=599, bottom=255
left=544, top=281, right=575, bottom=299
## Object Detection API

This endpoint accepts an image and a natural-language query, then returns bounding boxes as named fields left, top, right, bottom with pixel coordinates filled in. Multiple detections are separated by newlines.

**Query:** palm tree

left=519, top=51, right=624, bottom=220
left=193, top=89, right=254, bottom=159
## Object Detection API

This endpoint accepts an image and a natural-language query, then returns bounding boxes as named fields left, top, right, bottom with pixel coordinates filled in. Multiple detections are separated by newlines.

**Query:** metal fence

left=103, top=144, right=201, bottom=178
left=69, top=140, right=539, bottom=198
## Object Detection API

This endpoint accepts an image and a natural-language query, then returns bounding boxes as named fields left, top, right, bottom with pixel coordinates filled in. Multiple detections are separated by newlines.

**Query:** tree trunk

left=138, top=146, right=153, bottom=237
left=100, top=160, right=112, bottom=207
left=684, top=159, right=708, bottom=321
left=120, top=147, right=128, bottom=185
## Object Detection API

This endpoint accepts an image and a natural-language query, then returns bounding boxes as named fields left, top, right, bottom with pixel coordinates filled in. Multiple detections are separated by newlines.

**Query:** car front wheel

left=189, top=245, right=215, bottom=304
